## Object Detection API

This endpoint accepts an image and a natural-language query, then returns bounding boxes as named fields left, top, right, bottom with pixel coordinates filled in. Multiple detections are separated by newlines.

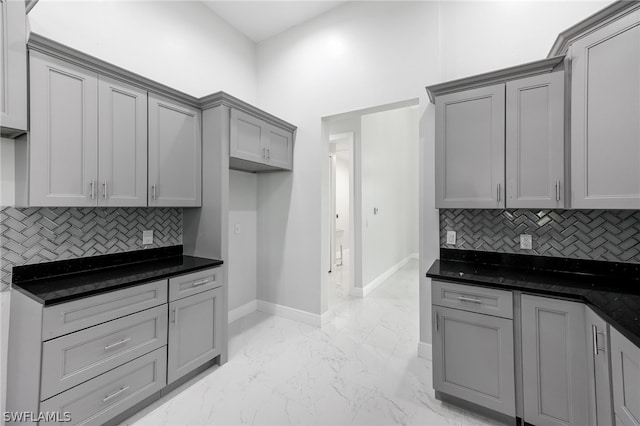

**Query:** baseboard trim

left=256, top=300, right=321, bottom=327
left=417, top=341, right=432, bottom=360
left=228, top=300, right=258, bottom=324
left=352, top=254, right=415, bottom=298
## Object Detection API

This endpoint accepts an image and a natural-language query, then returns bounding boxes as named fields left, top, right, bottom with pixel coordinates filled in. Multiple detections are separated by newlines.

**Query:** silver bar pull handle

left=592, top=325, right=598, bottom=356
left=90, top=180, right=95, bottom=199
left=192, top=278, right=210, bottom=287
left=497, top=183, right=501, bottom=203
left=556, top=180, right=561, bottom=201
left=151, top=184, right=157, bottom=200
left=103, top=386, right=130, bottom=403
left=458, top=296, right=482, bottom=304
left=104, top=337, right=131, bottom=351
left=103, top=180, right=108, bottom=199
left=172, top=307, right=178, bottom=326
left=262, top=148, right=266, bottom=159
left=267, top=148, right=271, bottom=160
left=435, top=313, right=439, bottom=333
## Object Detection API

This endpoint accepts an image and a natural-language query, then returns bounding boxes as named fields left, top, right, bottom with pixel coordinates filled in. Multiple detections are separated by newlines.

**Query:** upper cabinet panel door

left=230, top=108, right=265, bottom=164
left=148, top=93, right=201, bottom=207
left=435, top=84, right=505, bottom=209
left=29, top=51, right=98, bottom=207
left=610, top=327, right=640, bottom=426
left=571, top=10, right=640, bottom=209
left=506, top=72, right=565, bottom=209
left=98, top=76, right=147, bottom=207
left=266, top=124, right=293, bottom=170
left=0, top=0, right=27, bottom=137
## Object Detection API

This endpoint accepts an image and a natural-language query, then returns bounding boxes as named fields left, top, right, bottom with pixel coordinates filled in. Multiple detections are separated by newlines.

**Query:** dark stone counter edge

left=12, top=257, right=224, bottom=306
left=426, top=264, right=640, bottom=349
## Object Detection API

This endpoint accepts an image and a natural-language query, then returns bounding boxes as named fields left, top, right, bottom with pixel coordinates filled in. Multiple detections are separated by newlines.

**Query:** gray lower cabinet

left=167, top=286, right=223, bottom=384
left=0, top=0, right=27, bottom=138
left=148, top=93, right=202, bottom=207
left=586, top=307, right=613, bottom=426
left=610, top=327, right=640, bottom=425
left=229, top=107, right=294, bottom=172
left=432, top=305, right=516, bottom=417
left=435, top=84, right=506, bottom=209
left=570, top=8, right=640, bottom=209
left=521, top=295, right=589, bottom=426
left=39, top=347, right=167, bottom=426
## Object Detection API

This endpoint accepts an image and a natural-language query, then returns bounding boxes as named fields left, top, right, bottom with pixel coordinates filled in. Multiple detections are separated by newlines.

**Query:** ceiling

left=202, top=1, right=349, bottom=43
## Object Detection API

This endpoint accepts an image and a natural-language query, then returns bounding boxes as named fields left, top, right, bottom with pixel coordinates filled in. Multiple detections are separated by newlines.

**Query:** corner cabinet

left=610, top=327, right=640, bottom=425
left=230, top=107, right=293, bottom=172
left=585, top=307, right=613, bottom=426
left=0, top=0, right=27, bottom=138
left=148, top=93, right=202, bottom=207
left=521, top=295, right=589, bottom=426
left=432, top=62, right=566, bottom=209
left=570, top=8, right=640, bottom=209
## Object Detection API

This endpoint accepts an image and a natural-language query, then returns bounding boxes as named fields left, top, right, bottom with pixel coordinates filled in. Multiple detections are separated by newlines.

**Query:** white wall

left=228, top=170, right=258, bottom=312
left=335, top=150, right=349, bottom=251
left=28, top=0, right=258, bottom=101
left=255, top=0, right=610, bottom=328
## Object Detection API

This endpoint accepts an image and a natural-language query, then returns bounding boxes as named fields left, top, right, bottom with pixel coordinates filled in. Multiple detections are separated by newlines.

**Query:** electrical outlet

left=234, top=223, right=241, bottom=234
left=520, top=234, right=532, bottom=250
left=446, top=231, right=456, bottom=245
left=142, top=230, right=153, bottom=245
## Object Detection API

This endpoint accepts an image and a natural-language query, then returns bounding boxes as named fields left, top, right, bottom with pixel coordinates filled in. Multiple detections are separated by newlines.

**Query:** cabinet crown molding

left=548, top=0, right=640, bottom=58
left=425, top=56, right=564, bottom=104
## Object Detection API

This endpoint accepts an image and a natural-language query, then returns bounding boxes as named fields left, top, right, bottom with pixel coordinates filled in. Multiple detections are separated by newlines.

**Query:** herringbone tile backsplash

left=1, top=207, right=182, bottom=290
left=440, top=209, right=640, bottom=263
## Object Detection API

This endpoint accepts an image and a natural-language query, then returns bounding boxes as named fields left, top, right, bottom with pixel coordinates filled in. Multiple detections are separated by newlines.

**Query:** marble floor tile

left=123, top=260, right=505, bottom=426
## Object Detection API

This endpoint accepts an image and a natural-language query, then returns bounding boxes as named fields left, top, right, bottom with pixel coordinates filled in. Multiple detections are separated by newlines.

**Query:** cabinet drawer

left=41, top=305, right=167, bottom=400
left=39, top=346, right=167, bottom=426
left=169, top=267, right=222, bottom=302
left=432, top=280, right=513, bottom=319
left=42, top=280, right=168, bottom=340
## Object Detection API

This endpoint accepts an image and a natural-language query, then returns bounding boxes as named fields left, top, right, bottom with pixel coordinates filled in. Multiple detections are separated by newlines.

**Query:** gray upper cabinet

left=570, top=9, right=640, bottom=209
left=98, top=76, right=148, bottom=207
left=435, top=84, right=506, bottom=209
left=506, top=72, right=565, bottom=209
left=0, top=0, right=27, bottom=138
left=521, top=295, right=589, bottom=426
left=29, top=50, right=99, bottom=207
left=432, top=305, right=515, bottom=417
left=585, top=307, right=613, bottom=426
left=148, top=93, right=202, bottom=207
left=229, top=107, right=293, bottom=172
left=167, top=286, right=222, bottom=384
left=610, top=327, right=640, bottom=425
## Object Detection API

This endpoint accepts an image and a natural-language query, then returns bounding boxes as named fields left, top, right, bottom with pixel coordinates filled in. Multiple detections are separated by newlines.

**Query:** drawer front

left=39, top=346, right=167, bottom=426
left=42, top=280, right=168, bottom=340
left=432, top=280, right=513, bottom=318
left=41, top=305, right=167, bottom=400
left=169, top=267, right=223, bottom=302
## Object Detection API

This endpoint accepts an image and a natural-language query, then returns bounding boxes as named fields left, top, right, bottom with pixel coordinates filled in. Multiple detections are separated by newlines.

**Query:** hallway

left=125, top=260, right=501, bottom=425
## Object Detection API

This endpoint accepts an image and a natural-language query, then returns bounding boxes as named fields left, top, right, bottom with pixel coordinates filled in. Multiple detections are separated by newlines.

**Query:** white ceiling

left=202, top=1, right=349, bottom=43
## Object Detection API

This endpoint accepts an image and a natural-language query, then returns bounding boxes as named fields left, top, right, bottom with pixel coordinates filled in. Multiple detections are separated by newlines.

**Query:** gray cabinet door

left=266, top=123, right=293, bottom=170
left=29, top=51, right=98, bottom=207
left=506, top=72, right=565, bottom=209
left=230, top=108, right=266, bottom=164
left=98, top=76, right=147, bottom=207
left=610, top=327, right=640, bottom=425
left=586, top=307, right=613, bottom=426
left=570, top=10, right=640, bottom=209
left=167, top=287, right=222, bottom=384
left=432, top=305, right=515, bottom=416
left=521, top=295, right=589, bottom=426
left=435, top=84, right=505, bottom=208
left=148, top=93, right=202, bottom=207
left=0, top=0, right=27, bottom=137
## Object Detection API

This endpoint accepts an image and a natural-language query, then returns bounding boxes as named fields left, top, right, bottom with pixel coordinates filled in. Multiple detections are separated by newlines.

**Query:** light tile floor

left=124, top=260, right=503, bottom=425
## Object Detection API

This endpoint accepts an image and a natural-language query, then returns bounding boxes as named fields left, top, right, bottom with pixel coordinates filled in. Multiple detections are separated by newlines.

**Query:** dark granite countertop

left=426, top=249, right=640, bottom=348
left=12, top=246, right=223, bottom=305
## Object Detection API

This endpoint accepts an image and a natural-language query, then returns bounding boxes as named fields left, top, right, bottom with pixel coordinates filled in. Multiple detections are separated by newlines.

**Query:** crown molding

left=425, top=55, right=564, bottom=104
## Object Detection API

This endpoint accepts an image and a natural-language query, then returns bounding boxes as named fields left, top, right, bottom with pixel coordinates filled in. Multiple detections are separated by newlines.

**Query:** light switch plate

left=446, top=231, right=456, bottom=245
left=142, top=230, right=153, bottom=245
left=520, top=234, right=532, bottom=250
